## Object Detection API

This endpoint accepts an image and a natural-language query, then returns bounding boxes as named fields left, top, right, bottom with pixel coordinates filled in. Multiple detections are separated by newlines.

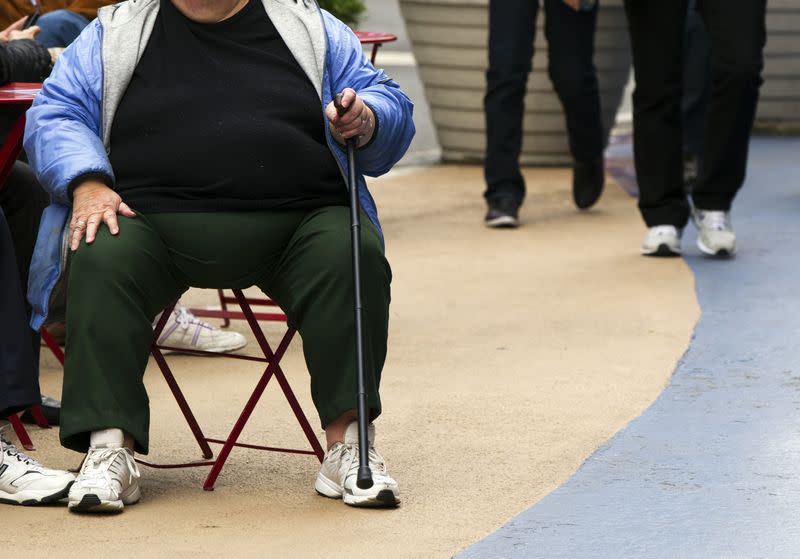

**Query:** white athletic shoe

left=314, top=422, right=400, bottom=508
left=693, top=209, right=736, bottom=257
left=68, top=429, right=141, bottom=513
left=641, top=225, right=682, bottom=256
left=0, top=433, right=75, bottom=505
left=156, top=306, right=247, bottom=353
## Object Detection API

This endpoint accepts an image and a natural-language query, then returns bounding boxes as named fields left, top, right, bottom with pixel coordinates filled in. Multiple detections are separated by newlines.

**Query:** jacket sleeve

left=323, top=11, right=415, bottom=177
left=23, top=19, right=112, bottom=206
left=0, top=39, right=53, bottom=85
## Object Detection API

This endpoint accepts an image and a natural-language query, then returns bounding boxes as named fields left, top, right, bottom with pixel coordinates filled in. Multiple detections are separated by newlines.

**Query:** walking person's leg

left=623, top=0, right=688, bottom=256
left=258, top=206, right=397, bottom=507
left=543, top=0, right=605, bottom=210
left=690, top=0, right=766, bottom=256
left=682, top=0, right=711, bottom=192
left=483, top=0, right=538, bottom=227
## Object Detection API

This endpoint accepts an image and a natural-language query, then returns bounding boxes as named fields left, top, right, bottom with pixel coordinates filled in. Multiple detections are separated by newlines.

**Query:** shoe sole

left=68, top=485, right=141, bottom=513
left=697, top=237, right=736, bottom=258
left=485, top=216, right=519, bottom=228
left=0, top=481, right=73, bottom=506
left=314, top=474, right=400, bottom=508
left=160, top=338, right=248, bottom=355
left=641, top=243, right=681, bottom=257
left=343, top=488, right=400, bottom=508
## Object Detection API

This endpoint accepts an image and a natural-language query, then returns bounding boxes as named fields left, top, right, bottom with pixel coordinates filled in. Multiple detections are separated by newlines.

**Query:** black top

left=109, top=0, right=345, bottom=213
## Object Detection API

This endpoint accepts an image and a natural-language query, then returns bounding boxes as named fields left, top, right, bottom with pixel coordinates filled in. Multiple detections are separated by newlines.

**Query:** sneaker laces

left=0, top=426, right=45, bottom=470
left=338, top=442, right=388, bottom=476
left=173, top=307, right=214, bottom=331
left=700, top=211, right=730, bottom=232
left=78, top=447, right=140, bottom=488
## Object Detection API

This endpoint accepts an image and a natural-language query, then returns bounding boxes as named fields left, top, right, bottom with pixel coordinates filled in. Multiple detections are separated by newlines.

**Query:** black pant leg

left=692, top=0, right=766, bottom=211
left=624, top=0, right=689, bottom=228
left=483, top=0, right=538, bottom=206
left=543, top=0, right=604, bottom=163
left=0, top=162, right=48, bottom=416
left=0, top=208, right=40, bottom=417
left=682, top=0, right=711, bottom=160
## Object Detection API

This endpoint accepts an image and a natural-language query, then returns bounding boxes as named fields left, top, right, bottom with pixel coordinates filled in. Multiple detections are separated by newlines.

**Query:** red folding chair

left=139, top=289, right=324, bottom=490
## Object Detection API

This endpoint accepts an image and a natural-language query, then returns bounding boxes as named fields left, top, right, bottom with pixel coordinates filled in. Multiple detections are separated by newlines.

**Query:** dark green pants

left=61, top=208, right=391, bottom=454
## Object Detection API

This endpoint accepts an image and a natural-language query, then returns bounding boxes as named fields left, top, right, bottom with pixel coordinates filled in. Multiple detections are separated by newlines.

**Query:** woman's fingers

left=70, top=218, right=87, bottom=251
left=103, top=209, right=120, bottom=236
left=70, top=203, right=132, bottom=249
left=84, top=213, right=103, bottom=244
left=118, top=202, right=136, bottom=218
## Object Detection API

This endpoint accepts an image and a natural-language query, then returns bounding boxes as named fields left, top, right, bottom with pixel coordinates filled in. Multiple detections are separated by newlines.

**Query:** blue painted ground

left=459, top=138, right=800, bottom=558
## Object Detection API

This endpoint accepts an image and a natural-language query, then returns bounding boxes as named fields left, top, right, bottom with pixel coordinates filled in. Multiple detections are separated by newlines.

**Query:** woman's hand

left=325, top=88, right=376, bottom=148
left=70, top=180, right=136, bottom=251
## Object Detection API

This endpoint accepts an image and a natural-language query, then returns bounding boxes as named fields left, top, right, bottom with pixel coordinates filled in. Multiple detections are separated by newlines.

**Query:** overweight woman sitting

left=24, top=0, right=414, bottom=513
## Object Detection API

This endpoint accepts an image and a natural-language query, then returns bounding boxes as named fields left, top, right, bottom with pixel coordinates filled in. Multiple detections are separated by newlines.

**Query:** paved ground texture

left=3, top=164, right=697, bottom=558
left=460, top=137, right=800, bottom=558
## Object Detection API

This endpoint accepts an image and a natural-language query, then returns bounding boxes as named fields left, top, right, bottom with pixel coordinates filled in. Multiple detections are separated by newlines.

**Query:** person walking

left=483, top=0, right=606, bottom=228
left=627, top=0, right=766, bottom=257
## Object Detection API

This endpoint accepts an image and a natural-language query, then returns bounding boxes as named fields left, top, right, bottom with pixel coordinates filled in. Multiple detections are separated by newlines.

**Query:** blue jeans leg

left=36, top=10, right=90, bottom=48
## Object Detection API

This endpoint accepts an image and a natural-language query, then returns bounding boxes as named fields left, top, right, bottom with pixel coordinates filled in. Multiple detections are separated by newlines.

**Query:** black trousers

left=683, top=0, right=711, bottom=160
left=0, top=162, right=48, bottom=417
left=484, top=0, right=604, bottom=206
left=625, top=0, right=766, bottom=227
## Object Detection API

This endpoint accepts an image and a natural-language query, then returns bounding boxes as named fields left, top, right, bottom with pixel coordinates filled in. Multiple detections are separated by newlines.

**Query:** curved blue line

left=459, top=138, right=800, bottom=558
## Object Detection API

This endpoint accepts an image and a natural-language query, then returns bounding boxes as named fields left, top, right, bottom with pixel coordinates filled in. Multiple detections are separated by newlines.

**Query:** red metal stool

left=139, top=289, right=324, bottom=490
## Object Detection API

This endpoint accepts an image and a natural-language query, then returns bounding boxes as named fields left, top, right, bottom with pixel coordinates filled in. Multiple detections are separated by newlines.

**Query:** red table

left=0, top=83, right=41, bottom=189
left=355, top=31, right=397, bottom=65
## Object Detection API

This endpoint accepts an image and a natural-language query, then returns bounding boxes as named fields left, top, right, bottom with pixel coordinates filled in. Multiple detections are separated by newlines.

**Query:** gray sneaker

left=641, top=225, right=682, bottom=257
left=314, top=422, right=400, bottom=508
left=693, top=209, right=736, bottom=257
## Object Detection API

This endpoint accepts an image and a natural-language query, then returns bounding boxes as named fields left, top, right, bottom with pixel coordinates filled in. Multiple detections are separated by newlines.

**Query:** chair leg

left=41, top=327, right=65, bottom=365
left=28, top=404, right=50, bottom=429
left=273, top=367, right=325, bottom=462
left=217, top=289, right=231, bottom=328
left=151, top=301, right=213, bottom=460
left=202, top=325, right=296, bottom=491
left=7, top=414, right=35, bottom=451
left=151, top=347, right=214, bottom=460
left=232, top=290, right=323, bottom=460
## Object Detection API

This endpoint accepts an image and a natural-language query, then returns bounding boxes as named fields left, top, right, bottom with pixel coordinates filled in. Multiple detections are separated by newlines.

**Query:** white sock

left=90, top=428, right=124, bottom=448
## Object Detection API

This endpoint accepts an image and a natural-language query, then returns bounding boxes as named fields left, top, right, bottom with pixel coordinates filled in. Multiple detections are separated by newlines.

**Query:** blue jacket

left=24, top=0, right=415, bottom=330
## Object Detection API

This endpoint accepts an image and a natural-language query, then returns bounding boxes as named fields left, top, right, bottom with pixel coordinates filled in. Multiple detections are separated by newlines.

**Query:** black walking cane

left=334, top=92, right=373, bottom=490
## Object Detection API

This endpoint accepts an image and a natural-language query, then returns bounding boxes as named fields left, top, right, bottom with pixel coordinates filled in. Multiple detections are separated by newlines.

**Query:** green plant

left=318, top=0, right=366, bottom=27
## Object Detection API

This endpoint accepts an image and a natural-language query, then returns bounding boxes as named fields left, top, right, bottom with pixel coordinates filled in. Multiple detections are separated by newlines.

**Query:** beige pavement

left=3, top=166, right=699, bottom=558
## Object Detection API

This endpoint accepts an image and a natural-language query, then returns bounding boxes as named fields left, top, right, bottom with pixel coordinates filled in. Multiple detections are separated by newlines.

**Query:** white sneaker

left=641, top=225, right=682, bottom=256
left=314, top=422, right=400, bottom=508
left=156, top=306, right=247, bottom=353
left=0, top=433, right=75, bottom=505
left=693, top=209, right=736, bottom=257
left=67, top=429, right=141, bottom=513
